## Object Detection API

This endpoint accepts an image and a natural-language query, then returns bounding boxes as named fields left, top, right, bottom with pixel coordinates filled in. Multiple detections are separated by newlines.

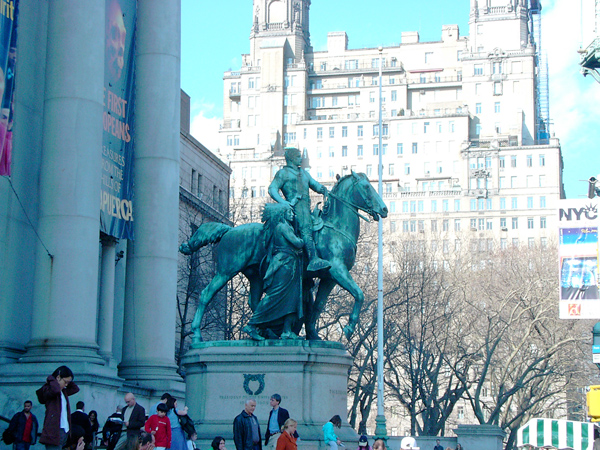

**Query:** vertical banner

left=558, top=199, right=600, bottom=318
left=0, top=0, right=18, bottom=176
left=101, top=0, right=136, bottom=239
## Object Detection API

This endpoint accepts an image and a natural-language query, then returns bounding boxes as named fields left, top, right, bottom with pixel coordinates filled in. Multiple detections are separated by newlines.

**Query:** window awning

left=517, top=418, right=596, bottom=450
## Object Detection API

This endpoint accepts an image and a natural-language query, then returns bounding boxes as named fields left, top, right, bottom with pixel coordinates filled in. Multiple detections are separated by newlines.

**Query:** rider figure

left=268, top=147, right=331, bottom=273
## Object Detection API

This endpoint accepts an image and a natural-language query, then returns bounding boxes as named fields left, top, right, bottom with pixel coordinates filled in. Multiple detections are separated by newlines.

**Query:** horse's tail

left=183, top=222, right=232, bottom=253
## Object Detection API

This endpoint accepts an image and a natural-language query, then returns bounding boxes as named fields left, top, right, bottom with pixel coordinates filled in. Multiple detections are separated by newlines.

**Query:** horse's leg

left=327, top=264, right=365, bottom=340
left=191, top=271, right=233, bottom=344
left=246, top=271, right=264, bottom=312
left=306, top=277, right=336, bottom=340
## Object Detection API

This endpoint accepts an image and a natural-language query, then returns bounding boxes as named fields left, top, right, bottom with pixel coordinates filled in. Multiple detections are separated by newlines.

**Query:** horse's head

left=333, top=172, right=388, bottom=221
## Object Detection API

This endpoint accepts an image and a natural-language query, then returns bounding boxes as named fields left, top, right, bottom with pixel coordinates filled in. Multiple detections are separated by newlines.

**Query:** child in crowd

left=145, top=403, right=171, bottom=450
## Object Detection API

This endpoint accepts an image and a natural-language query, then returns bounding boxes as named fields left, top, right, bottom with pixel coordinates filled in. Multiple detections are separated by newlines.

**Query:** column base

left=118, top=357, right=185, bottom=393
left=20, top=337, right=106, bottom=364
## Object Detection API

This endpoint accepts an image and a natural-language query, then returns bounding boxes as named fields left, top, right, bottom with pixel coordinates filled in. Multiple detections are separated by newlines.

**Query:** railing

left=469, top=136, right=519, bottom=148
left=264, top=22, right=286, bottom=30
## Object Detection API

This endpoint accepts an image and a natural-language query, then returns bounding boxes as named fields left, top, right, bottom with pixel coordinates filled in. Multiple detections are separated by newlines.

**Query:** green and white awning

left=517, top=418, right=595, bottom=450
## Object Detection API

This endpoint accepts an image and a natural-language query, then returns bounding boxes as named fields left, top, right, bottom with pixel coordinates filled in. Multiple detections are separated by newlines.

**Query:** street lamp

left=374, top=45, right=388, bottom=441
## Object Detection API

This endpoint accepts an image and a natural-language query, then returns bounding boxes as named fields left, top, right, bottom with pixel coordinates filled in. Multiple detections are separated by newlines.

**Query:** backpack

left=178, top=414, right=196, bottom=439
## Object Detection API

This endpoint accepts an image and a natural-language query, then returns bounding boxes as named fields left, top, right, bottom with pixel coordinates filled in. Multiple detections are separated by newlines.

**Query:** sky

left=181, top=0, right=600, bottom=200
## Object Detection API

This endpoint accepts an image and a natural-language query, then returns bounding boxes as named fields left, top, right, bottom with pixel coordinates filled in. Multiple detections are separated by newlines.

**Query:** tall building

left=219, top=0, right=563, bottom=248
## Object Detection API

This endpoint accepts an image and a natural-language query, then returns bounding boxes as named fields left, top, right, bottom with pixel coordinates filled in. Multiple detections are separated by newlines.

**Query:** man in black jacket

left=233, top=399, right=261, bottom=450
left=264, top=394, right=290, bottom=449
left=102, top=406, right=123, bottom=450
left=6, top=400, right=39, bottom=450
left=114, top=393, right=146, bottom=450
left=71, top=401, right=93, bottom=448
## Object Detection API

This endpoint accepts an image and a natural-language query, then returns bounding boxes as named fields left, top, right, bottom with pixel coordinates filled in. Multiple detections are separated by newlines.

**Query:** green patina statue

left=268, top=147, right=331, bottom=274
left=179, top=153, right=388, bottom=344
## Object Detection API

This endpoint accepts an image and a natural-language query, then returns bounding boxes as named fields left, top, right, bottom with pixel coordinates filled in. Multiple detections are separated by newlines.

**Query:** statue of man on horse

left=179, top=153, right=388, bottom=344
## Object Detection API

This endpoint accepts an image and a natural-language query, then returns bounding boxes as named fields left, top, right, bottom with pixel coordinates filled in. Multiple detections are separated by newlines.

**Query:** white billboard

left=558, top=199, right=600, bottom=318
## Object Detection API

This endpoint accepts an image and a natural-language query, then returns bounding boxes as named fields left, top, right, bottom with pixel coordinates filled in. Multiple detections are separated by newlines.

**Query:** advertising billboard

left=558, top=199, right=600, bottom=318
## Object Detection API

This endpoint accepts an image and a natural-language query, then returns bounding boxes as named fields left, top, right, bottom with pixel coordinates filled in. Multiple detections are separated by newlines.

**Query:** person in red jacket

left=144, top=403, right=171, bottom=450
left=36, top=365, right=80, bottom=450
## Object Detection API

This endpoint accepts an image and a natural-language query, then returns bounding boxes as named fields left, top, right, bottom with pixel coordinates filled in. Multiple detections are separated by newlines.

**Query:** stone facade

left=0, top=1, right=230, bottom=429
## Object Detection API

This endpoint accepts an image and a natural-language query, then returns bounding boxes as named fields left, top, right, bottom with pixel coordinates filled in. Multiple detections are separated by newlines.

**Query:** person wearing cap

left=356, top=435, right=371, bottom=450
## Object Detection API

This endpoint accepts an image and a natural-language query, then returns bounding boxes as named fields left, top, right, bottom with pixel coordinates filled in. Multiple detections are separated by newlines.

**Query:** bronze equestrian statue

left=179, top=170, right=387, bottom=344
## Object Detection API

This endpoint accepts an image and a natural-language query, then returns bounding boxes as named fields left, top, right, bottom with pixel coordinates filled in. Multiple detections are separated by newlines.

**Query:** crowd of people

left=1, top=365, right=464, bottom=450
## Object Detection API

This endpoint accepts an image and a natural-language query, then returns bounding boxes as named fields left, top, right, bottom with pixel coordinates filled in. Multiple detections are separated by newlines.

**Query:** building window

left=512, top=217, right=518, bottom=229
left=475, top=123, right=481, bottom=135
left=357, top=145, right=363, bottom=157
left=329, top=127, right=335, bottom=138
left=454, top=199, right=460, bottom=211
left=527, top=197, right=533, bottom=208
left=540, top=217, right=547, bottom=228
left=358, top=125, right=363, bottom=137
left=474, top=64, right=483, bottom=75
left=500, top=217, right=506, bottom=228
left=329, top=147, right=335, bottom=157
left=342, top=126, right=348, bottom=137
left=397, top=143, right=403, bottom=155
left=526, top=155, right=532, bottom=167
left=494, top=102, right=501, bottom=113
left=454, top=219, right=461, bottom=231
left=511, top=155, right=517, bottom=168
left=475, top=103, right=482, bottom=114
left=539, top=154, right=545, bottom=166
left=527, top=217, right=534, bottom=229
left=540, top=196, right=546, bottom=208
left=342, top=146, right=348, bottom=157
left=528, top=237, right=535, bottom=248
left=412, top=143, right=418, bottom=154
left=425, top=52, right=433, bottom=63
left=317, top=127, right=323, bottom=139
left=511, top=197, right=518, bottom=209
left=373, top=144, right=379, bottom=156
left=443, top=219, right=449, bottom=232
left=405, top=164, right=410, bottom=175
left=493, top=62, right=502, bottom=74
left=442, top=200, right=449, bottom=211
left=494, top=81, right=503, bottom=95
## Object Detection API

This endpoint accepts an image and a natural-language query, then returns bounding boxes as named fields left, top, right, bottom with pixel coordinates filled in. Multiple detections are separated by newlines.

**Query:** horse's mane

left=330, top=172, right=362, bottom=196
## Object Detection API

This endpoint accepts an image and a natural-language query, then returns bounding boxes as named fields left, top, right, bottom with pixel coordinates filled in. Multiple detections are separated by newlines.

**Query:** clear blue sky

left=181, top=0, right=600, bottom=199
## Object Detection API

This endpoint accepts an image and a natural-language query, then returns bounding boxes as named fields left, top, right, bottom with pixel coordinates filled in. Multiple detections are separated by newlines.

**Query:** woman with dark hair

left=211, top=437, right=226, bottom=450
left=322, top=415, right=342, bottom=450
left=88, top=411, right=99, bottom=449
left=165, top=397, right=188, bottom=450
left=36, top=365, right=79, bottom=450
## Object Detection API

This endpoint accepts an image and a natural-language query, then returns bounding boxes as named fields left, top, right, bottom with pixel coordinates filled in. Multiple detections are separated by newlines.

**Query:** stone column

left=118, top=0, right=182, bottom=384
left=98, top=234, right=117, bottom=362
left=23, top=0, right=105, bottom=363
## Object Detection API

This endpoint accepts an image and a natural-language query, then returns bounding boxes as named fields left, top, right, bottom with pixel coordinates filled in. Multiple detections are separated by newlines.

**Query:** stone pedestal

left=182, top=340, right=358, bottom=450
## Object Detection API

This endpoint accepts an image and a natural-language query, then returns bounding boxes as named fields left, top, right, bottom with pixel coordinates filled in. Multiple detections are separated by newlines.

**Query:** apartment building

left=219, top=0, right=562, bottom=246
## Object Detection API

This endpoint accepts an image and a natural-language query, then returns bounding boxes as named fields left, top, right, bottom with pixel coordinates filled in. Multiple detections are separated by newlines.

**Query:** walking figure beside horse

left=179, top=171, right=387, bottom=344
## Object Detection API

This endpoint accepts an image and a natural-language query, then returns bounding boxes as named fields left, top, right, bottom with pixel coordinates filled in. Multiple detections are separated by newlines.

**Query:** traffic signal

left=588, top=177, right=597, bottom=199
left=587, top=385, right=600, bottom=422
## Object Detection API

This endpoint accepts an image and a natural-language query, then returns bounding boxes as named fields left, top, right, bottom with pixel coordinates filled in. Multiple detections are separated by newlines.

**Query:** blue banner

left=0, top=0, right=17, bottom=176
left=101, top=0, right=136, bottom=239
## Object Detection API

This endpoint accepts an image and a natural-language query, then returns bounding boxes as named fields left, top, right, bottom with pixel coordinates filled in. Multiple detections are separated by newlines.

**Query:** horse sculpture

left=179, top=172, right=388, bottom=344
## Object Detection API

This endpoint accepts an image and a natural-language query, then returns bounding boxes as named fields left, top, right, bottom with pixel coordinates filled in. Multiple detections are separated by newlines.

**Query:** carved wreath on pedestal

left=243, top=374, right=266, bottom=395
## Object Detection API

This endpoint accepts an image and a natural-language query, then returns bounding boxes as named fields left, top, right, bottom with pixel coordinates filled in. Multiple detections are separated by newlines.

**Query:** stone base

left=182, top=340, right=359, bottom=450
